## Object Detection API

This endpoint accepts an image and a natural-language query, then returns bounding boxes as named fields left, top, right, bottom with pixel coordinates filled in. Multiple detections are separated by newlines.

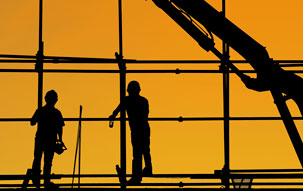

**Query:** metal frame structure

left=1, top=0, right=303, bottom=190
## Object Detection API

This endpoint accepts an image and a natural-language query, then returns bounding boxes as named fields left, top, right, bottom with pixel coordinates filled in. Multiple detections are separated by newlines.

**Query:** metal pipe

left=118, top=0, right=126, bottom=189
left=37, top=0, right=44, bottom=109
left=0, top=116, right=302, bottom=122
left=222, top=1, right=230, bottom=189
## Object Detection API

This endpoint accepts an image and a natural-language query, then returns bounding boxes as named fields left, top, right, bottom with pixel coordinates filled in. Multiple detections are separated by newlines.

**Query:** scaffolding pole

left=37, top=0, right=44, bottom=109
left=118, top=0, right=127, bottom=189
left=222, top=0, right=230, bottom=189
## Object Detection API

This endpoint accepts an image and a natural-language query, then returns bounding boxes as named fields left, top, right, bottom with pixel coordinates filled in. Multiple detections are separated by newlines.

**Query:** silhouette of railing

left=2, top=170, right=303, bottom=189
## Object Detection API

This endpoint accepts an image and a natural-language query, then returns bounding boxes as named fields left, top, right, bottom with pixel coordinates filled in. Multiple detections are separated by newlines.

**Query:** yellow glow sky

left=1, top=0, right=303, bottom=183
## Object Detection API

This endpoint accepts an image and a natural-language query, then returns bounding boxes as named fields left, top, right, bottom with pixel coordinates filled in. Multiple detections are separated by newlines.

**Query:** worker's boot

left=142, top=167, right=153, bottom=176
left=127, top=177, right=142, bottom=185
left=128, top=160, right=142, bottom=185
left=31, top=170, right=41, bottom=189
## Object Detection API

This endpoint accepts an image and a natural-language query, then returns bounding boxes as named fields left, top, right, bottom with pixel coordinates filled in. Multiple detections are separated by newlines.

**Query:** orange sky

left=1, top=0, right=303, bottom=186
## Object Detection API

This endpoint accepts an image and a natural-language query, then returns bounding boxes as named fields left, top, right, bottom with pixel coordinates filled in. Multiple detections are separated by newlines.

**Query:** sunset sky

left=1, top=0, right=303, bottom=186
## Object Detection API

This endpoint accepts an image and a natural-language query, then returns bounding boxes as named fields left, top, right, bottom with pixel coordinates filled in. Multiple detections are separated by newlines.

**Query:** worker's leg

left=32, top=139, right=43, bottom=188
left=43, top=147, right=54, bottom=187
left=143, top=128, right=152, bottom=175
left=130, top=132, right=143, bottom=183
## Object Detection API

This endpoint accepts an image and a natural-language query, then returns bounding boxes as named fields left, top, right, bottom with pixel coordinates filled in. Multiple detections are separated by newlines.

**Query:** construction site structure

left=1, top=0, right=303, bottom=190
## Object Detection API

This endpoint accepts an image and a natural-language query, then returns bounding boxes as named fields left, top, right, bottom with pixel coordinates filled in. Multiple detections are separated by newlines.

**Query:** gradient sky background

left=1, top=0, right=303, bottom=185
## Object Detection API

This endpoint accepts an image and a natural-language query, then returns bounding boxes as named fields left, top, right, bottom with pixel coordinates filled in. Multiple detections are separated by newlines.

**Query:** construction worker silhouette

left=30, top=90, right=65, bottom=189
left=110, top=81, right=152, bottom=184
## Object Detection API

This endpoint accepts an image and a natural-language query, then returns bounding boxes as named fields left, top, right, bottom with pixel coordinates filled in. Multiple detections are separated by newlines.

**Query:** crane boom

left=172, top=0, right=273, bottom=73
left=152, top=0, right=303, bottom=167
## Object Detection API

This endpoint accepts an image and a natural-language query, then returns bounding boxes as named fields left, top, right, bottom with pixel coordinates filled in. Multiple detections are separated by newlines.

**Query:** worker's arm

left=57, top=111, right=65, bottom=141
left=145, top=99, right=150, bottom=119
left=30, top=109, right=39, bottom=126
left=109, top=104, right=121, bottom=120
left=58, top=125, right=63, bottom=141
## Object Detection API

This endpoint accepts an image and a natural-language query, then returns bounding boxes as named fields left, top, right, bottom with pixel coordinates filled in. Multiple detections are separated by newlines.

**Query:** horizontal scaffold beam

left=1, top=69, right=303, bottom=74
left=0, top=54, right=303, bottom=65
left=7, top=182, right=303, bottom=188
left=0, top=117, right=302, bottom=122
left=2, top=172, right=303, bottom=180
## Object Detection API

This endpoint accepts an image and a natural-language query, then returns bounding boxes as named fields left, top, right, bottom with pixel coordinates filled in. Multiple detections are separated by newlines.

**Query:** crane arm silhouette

left=151, top=0, right=273, bottom=89
left=152, top=0, right=303, bottom=98
left=151, top=0, right=303, bottom=167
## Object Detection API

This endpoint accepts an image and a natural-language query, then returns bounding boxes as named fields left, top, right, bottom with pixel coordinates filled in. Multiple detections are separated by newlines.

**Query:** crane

left=151, top=0, right=303, bottom=167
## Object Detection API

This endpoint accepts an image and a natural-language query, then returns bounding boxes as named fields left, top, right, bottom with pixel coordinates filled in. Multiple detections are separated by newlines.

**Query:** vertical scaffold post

left=37, top=0, right=44, bottom=109
left=222, top=0, right=230, bottom=189
left=118, top=0, right=127, bottom=189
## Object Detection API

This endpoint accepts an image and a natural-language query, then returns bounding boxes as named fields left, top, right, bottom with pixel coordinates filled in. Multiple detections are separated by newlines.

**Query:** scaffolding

left=1, top=0, right=303, bottom=190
